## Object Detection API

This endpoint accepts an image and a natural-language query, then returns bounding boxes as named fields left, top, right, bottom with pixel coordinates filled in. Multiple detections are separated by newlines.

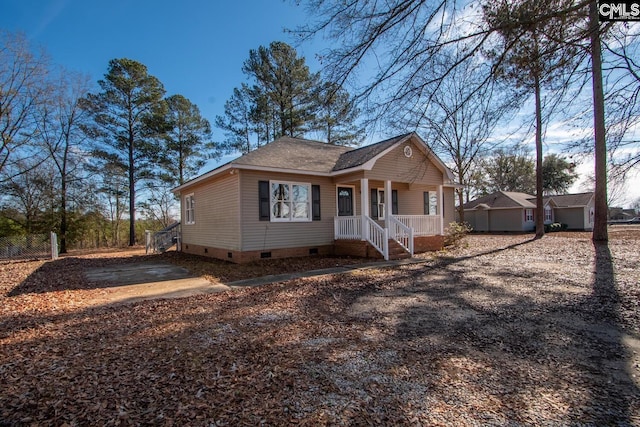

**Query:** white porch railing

left=334, top=215, right=362, bottom=240
left=335, top=215, right=442, bottom=260
left=394, top=215, right=441, bottom=236
left=389, top=216, right=414, bottom=256
left=366, top=216, right=388, bottom=260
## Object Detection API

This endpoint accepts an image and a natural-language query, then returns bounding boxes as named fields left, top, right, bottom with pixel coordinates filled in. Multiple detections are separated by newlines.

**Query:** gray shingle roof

left=332, top=133, right=412, bottom=171
left=231, top=136, right=352, bottom=173
left=464, top=191, right=595, bottom=210
left=463, top=191, right=536, bottom=210
left=174, top=132, right=455, bottom=193
left=544, top=192, right=594, bottom=207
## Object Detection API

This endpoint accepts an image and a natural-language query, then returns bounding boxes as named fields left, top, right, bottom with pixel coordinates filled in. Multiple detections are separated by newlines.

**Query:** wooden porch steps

left=333, top=238, right=412, bottom=260
left=387, top=239, right=411, bottom=260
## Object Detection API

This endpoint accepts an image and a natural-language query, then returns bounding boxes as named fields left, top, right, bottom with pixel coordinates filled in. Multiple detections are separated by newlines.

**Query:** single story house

left=462, top=191, right=595, bottom=232
left=172, top=133, right=458, bottom=263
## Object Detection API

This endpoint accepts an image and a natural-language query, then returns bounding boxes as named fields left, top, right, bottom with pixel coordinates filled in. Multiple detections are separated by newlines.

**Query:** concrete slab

left=84, top=262, right=232, bottom=305
left=86, top=263, right=197, bottom=286
left=82, top=258, right=428, bottom=306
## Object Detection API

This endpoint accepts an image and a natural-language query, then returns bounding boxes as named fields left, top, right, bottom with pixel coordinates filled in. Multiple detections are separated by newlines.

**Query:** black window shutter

left=423, top=192, right=429, bottom=215
left=392, top=189, right=398, bottom=215
left=259, top=181, right=270, bottom=221
left=312, top=185, right=321, bottom=221
left=370, top=188, right=378, bottom=219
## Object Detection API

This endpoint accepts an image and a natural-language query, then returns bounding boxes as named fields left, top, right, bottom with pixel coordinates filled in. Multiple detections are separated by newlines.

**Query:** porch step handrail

left=146, top=222, right=181, bottom=254
left=365, top=216, right=389, bottom=260
left=389, top=215, right=414, bottom=256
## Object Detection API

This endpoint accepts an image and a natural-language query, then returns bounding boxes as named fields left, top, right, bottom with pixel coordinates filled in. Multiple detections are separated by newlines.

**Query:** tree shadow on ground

left=292, top=236, right=639, bottom=424
left=6, top=254, right=157, bottom=296
left=1, top=236, right=638, bottom=425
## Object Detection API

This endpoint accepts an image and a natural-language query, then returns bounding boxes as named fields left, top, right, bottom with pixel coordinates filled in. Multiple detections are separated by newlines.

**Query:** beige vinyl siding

left=392, top=184, right=432, bottom=215
left=332, top=171, right=364, bottom=185
left=554, top=207, right=587, bottom=230
left=180, top=173, right=240, bottom=250
left=240, top=170, right=336, bottom=251
left=366, top=142, right=443, bottom=185
left=489, top=209, right=529, bottom=232
left=443, top=187, right=455, bottom=225
left=466, top=209, right=489, bottom=231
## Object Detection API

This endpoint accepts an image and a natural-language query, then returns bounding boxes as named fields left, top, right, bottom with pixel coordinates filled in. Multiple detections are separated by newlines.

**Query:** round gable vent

left=403, top=145, right=413, bottom=158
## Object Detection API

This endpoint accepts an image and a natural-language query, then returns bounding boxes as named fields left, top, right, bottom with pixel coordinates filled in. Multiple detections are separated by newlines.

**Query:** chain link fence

left=0, top=233, right=56, bottom=260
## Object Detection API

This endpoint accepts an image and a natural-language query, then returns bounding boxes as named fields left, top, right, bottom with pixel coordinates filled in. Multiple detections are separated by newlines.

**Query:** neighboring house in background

left=608, top=207, right=638, bottom=221
left=172, top=133, right=458, bottom=263
left=462, top=191, right=594, bottom=232
left=545, top=192, right=595, bottom=230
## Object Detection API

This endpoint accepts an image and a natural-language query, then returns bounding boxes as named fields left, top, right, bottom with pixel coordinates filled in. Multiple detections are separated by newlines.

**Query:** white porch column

left=438, top=184, right=444, bottom=235
left=384, top=179, right=392, bottom=229
left=361, top=178, right=369, bottom=241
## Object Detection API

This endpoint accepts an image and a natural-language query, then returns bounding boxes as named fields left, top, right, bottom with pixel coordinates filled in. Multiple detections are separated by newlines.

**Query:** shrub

left=542, top=223, right=568, bottom=233
left=444, top=222, right=472, bottom=247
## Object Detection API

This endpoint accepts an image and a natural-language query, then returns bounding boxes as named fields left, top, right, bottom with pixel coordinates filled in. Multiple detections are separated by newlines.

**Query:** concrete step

left=388, top=239, right=411, bottom=260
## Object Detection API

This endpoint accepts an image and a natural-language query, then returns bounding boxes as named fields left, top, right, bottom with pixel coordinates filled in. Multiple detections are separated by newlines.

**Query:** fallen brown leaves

left=1, top=232, right=639, bottom=425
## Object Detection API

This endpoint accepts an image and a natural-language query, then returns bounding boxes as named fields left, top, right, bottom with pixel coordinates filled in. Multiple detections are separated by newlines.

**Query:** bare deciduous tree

left=0, top=30, right=51, bottom=179
left=36, top=69, right=92, bottom=253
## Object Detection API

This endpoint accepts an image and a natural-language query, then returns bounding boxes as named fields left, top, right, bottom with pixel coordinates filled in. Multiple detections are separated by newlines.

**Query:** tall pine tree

left=242, top=41, right=319, bottom=138
left=81, top=58, right=165, bottom=246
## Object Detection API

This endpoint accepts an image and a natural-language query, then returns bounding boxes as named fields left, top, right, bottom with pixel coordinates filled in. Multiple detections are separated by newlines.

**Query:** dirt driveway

left=1, top=232, right=639, bottom=425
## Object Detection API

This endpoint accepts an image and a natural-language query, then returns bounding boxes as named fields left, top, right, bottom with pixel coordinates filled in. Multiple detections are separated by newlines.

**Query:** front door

left=337, top=187, right=354, bottom=216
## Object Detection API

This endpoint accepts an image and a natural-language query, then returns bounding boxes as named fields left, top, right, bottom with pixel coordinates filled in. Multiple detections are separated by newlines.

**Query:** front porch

left=332, top=177, right=446, bottom=260
left=334, top=214, right=443, bottom=260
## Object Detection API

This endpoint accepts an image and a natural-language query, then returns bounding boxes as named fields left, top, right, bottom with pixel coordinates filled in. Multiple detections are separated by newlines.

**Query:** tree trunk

left=589, top=1, right=608, bottom=242
left=534, top=73, right=545, bottom=239
left=60, top=178, right=67, bottom=254
left=129, top=133, right=136, bottom=247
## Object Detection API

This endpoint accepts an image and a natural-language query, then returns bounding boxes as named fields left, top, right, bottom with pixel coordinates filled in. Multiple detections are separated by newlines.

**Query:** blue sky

left=0, top=0, right=322, bottom=141
left=2, top=0, right=639, bottom=205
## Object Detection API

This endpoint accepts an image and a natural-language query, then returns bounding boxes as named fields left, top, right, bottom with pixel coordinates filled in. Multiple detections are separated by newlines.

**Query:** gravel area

left=0, top=231, right=638, bottom=425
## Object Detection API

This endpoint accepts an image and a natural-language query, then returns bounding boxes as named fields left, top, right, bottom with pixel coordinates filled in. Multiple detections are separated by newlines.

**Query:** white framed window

left=525, top=208, right=534, bottom=222
left=184, top=193, right=195, bottom=225
left=429, top=191, right=438, bottom=215
left=544, top=205, right=553, bottom=222
left=377, top=188, right=386, bottom=220
left=270, top=181, right=311, bottom=222
left=424, top=191, right=438, bottom=215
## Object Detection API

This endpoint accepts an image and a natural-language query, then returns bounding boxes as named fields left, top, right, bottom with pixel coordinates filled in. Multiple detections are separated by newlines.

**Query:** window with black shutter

left=312, top=185, right=321, bottom=221
left=370, top=188, right=378, bottom=219
left=259, top=181, right=270, bottom=221
left=392, top=189, right=398, bottom=215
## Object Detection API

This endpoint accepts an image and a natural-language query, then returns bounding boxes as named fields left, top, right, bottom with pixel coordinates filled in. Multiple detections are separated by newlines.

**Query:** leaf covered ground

left=1, top=230, right=639, bottom=425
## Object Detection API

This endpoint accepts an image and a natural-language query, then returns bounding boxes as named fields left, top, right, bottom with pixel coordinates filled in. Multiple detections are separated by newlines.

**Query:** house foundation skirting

left=413, top=235, right=445, bottom=252
left=181, top=236, right=444, bottom=264
left=181, top=242, right=334, bottom=264
left=333, top=240, right=384, bottom=259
